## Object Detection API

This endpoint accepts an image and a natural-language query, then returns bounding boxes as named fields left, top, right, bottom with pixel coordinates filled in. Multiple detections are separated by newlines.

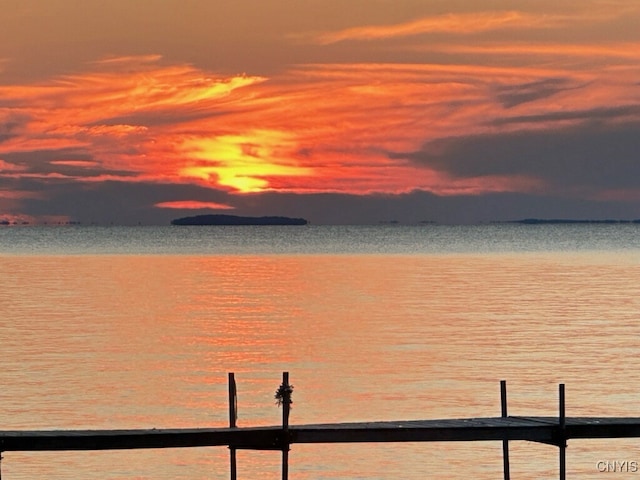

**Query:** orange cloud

left=0, top=159, right=27, bottom=172
left=155, top=201, right=235, bottom=210
left=0, top=189, right=41, bottom=200
left=313, top=2, right=640, bottom=45
left=415, top=42, right=640, bottom=68
left=91, top=54, right=164, bottom=66
left=315, top=11, right=565, bottom=44
left=0, top=58, right=269, bottom=185
left=49, top=160, right=100, bottom=168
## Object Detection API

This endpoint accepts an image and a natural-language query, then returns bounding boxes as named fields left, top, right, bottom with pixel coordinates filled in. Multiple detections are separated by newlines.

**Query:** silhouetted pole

left=500, top=380, right=510, bottom=480
left=559, top=384, right=566, bottom=480
left=278, top=371, right=292, bottom=480
left=228, top=373, right=237, bottom=480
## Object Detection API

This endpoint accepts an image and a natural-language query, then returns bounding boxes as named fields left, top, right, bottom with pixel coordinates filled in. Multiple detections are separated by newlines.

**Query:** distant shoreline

left=3, top=217, right=640, bottom=227
left=506, top=218, right=640, bottom=225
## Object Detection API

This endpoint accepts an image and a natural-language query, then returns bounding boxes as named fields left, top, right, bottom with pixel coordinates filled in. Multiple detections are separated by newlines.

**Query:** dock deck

left=2, top=416, right=640, bottom=452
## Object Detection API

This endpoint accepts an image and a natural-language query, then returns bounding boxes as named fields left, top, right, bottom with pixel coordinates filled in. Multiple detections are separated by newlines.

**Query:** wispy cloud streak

left=317, top=11, right=570, bottom=44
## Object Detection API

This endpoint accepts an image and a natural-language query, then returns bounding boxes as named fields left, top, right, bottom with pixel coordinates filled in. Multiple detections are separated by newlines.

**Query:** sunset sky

left=1, top=0, right=640, bottom=225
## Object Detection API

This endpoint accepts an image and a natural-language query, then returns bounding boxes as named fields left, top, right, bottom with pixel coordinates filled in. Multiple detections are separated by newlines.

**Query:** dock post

left=559, top=383, right=566, bottom=480
left=228, top=373, right=237, bottom=480
left=500, top=380, right=510, bottom=480
left=279, top=371, right=292, bottom=480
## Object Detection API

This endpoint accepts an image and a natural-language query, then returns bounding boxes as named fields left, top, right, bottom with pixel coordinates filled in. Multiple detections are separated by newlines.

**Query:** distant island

left=170, top=214, right=308, bottom=226
left=510, top=218, right=640, bottom=224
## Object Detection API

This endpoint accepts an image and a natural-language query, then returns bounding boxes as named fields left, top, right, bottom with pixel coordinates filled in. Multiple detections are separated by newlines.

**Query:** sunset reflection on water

left=1, top=251, right=640, bottom=478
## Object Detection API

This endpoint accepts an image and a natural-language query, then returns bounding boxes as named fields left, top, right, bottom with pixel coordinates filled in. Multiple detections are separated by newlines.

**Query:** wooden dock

left=3, top=416, right=640, bottom=451
left=2, top=374, right=640, bottom=479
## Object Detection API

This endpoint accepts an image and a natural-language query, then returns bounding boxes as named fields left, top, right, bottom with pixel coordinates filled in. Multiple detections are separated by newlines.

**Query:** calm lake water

left=1, top=224, right=640, bottom=479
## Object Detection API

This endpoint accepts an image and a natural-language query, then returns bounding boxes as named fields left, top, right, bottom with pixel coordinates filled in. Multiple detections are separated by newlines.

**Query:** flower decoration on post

left=275, top=381, right=294, bottom=408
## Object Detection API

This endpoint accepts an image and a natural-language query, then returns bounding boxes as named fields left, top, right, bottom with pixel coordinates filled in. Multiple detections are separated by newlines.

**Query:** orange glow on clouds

left=314, top=5, right=635, bottom=44
left=316, top=11, right=558, bottom=44
left=0, top=189, right=39, bottom=200
left=1, top=0, right=640, bottom=209
left=0, top=160, right=26, bottom=172
left=180, top=131, right=313, bottom=193
left=49, top=160, right=99, bottom=168
left=155, top=201, right=234, bottom=210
